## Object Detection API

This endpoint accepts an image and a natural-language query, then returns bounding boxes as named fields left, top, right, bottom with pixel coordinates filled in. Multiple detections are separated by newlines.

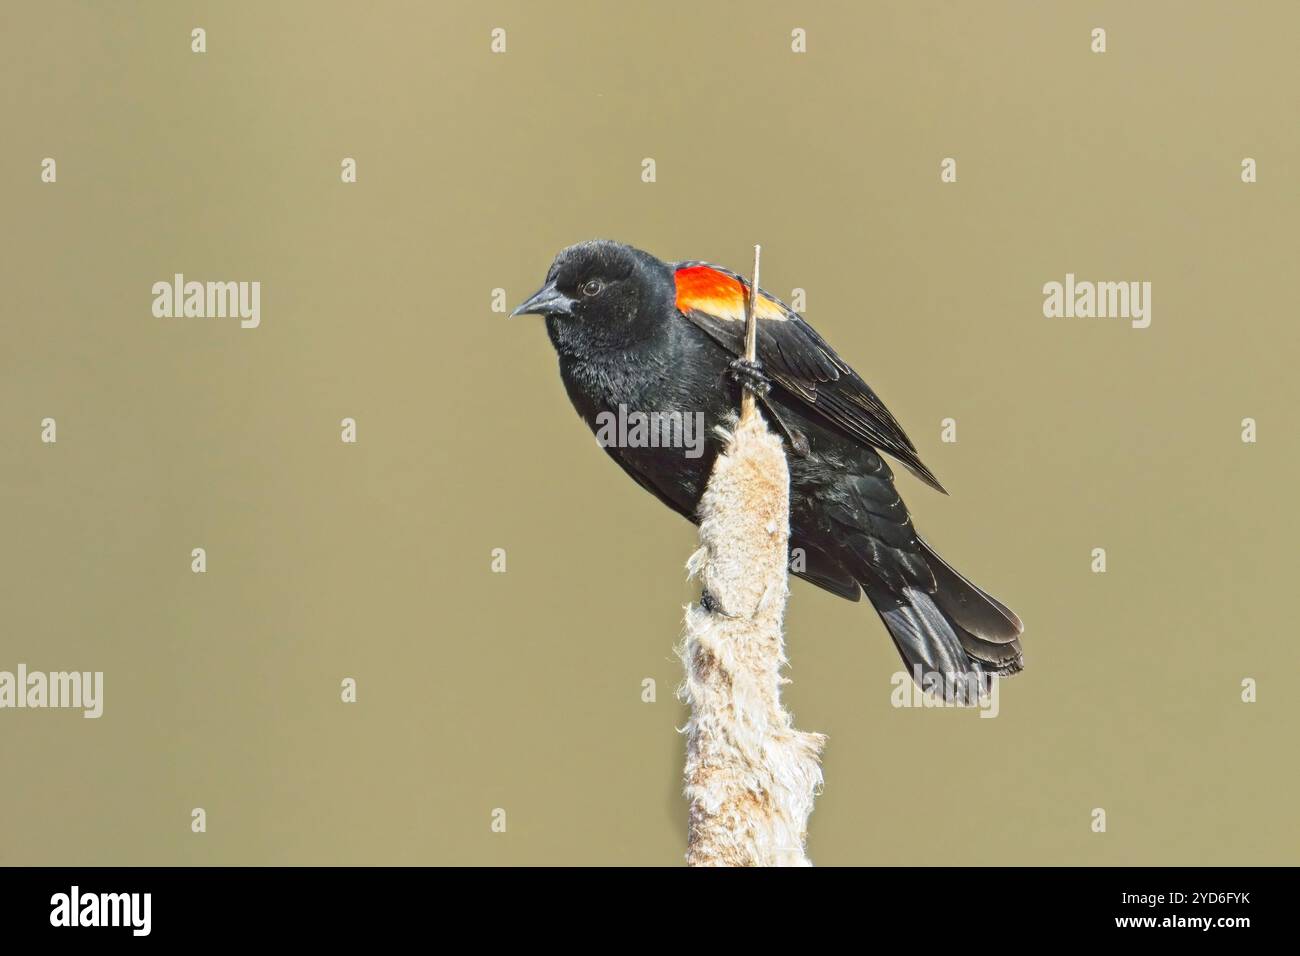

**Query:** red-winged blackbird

left=514, top=240, right=1024, bottom=697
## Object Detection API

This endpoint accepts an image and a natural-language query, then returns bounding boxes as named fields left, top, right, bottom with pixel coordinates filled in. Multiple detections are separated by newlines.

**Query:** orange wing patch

left=674, top=265, right=789, bottom=322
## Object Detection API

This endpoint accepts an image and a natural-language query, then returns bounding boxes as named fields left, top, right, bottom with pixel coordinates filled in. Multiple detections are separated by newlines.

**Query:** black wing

left=673, top=261, right=945, bottom=493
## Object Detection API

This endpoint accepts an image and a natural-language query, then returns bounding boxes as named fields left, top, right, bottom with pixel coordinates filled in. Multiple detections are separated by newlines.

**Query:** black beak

left=510, top=281, right=576, bottom=318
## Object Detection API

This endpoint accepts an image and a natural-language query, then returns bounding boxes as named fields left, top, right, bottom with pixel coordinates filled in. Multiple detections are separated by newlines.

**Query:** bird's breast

left=556, top=341, right=737, bottom=510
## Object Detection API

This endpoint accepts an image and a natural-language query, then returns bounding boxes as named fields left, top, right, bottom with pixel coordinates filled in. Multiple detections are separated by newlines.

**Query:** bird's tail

left=866, top=538, right=1023, bottom=702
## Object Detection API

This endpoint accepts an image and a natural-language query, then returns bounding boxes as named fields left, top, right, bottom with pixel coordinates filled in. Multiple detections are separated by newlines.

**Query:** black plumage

left=513, top=240, right=1024, bottom=697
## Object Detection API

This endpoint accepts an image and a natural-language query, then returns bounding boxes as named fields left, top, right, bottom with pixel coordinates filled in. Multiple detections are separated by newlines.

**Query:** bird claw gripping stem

left=728, top=357, right=771, bottom=398
left=727, top=357, right=811, bottom=457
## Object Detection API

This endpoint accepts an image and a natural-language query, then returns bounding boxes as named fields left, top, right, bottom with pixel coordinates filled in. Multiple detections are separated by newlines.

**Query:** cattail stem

left=739, top=244, right=761, bottom=424
left=678, top=246, right=824, bottom=867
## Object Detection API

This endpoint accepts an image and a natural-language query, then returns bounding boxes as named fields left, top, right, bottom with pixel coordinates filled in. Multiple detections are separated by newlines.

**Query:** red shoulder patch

left=674, top=264, right=788, bottom=322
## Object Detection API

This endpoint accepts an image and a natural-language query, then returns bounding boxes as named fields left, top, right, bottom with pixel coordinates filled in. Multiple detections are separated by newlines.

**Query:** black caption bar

left=0, top=866, right=1284, bottom=941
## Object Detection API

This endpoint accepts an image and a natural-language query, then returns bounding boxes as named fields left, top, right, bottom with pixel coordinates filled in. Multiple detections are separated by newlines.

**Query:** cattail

left=678, top=247, right=825, bottom=866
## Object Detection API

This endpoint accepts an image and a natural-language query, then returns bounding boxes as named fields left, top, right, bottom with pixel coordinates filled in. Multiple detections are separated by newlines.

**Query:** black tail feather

left=867, top=554, right=1025, bottom=700
left=868, top=586, right=991, bottom=702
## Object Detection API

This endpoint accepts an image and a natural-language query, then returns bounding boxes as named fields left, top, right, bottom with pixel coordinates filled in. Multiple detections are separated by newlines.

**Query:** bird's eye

left=581, top=279, right=604, bottom=297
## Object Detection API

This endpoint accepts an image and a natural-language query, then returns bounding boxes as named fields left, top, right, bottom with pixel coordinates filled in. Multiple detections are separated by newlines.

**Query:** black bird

left=513, top=240, right=1023, bottom=697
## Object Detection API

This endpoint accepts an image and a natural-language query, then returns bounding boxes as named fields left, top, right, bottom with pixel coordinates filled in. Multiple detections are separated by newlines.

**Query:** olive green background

left=2, top=1, right=1295, bottom=866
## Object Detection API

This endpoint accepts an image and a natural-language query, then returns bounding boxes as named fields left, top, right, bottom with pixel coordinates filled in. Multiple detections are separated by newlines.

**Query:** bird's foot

left=728, top=357, right=770, bottom=398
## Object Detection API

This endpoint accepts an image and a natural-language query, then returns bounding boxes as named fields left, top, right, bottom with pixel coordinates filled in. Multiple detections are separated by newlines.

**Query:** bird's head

left=511, top=240, right=673, bottom=352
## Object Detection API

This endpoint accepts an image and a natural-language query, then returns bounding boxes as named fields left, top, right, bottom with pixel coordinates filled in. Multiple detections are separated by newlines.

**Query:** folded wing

left=674, top=262, right=945, bottom=492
